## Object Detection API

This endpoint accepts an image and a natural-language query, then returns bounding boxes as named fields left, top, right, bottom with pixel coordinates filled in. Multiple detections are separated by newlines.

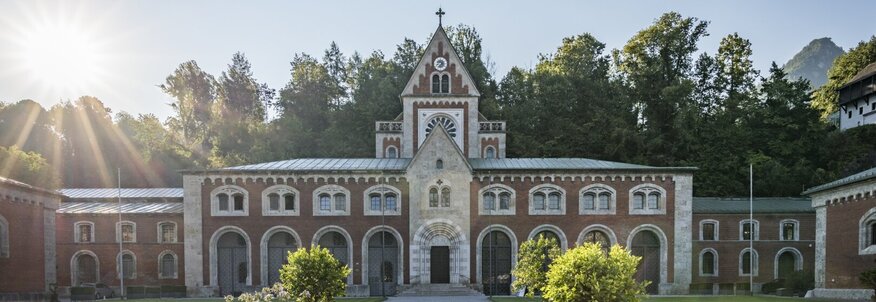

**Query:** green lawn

left=119, top=298, right=383, bottom=302
left=491, top=296, right=856, bottom=302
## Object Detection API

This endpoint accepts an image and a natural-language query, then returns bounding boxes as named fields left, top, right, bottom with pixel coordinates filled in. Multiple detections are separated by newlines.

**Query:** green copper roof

left=692, top=197, right=813, bottom=214
left=802, top=167, right=876, bottom=195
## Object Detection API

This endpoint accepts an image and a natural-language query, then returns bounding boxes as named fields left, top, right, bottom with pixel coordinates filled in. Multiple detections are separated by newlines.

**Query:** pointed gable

left=400, top=26, right=481, bottom=97
left=408, top=123, right=472, bottom=174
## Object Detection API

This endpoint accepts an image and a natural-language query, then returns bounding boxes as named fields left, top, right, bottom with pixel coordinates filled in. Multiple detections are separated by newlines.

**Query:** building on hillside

left=55, top=188, right=184, bottom=296
left=179, top=22, right=697, bottom=297
left=804, top=167, right=876, bottom=300
left=838, top=62, right=876, bottom=130
left=690, top=197, right=814, bottom=295
left=0, top=177, right=61, bottom=301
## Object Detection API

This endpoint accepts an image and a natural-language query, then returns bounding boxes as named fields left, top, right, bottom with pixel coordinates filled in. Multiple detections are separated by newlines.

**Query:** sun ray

left=72, top=103, right=114, bottom=188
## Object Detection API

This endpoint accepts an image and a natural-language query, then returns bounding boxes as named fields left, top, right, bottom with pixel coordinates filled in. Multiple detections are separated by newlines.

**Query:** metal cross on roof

left=436, top=8, right=445, bottom=25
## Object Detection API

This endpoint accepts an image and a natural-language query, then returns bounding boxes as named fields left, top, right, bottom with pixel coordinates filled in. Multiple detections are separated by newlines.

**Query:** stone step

left=396, top=284, right=484, bottom=297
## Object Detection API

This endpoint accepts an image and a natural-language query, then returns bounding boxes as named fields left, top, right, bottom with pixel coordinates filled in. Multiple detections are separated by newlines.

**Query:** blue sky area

left=0, top=0, right=870, bottom=119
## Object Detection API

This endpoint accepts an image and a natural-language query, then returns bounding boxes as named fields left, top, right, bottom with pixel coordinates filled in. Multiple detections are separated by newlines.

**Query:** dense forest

left=1, top=12, right=875, bottom=197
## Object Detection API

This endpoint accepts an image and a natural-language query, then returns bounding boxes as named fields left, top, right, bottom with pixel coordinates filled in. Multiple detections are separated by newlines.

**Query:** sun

left=17, top=22, right=106, bottom=95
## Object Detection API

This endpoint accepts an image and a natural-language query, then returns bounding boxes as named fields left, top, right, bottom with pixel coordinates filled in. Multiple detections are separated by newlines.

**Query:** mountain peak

left=782, top=37, right=844, bottom=88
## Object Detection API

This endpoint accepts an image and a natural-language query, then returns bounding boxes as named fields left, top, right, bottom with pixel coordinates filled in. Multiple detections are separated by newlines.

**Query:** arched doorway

left=775, top=248, right=801, bottom=279
left=631, top=230, right=661, bottom=294
left=266, top=232, right=297, bottom=286
left=318, top=231, right=349, bottom=267
left=367, top=231, right=399, bottom=296
left=218, top=232, right=248, bottom=296
left=75, top=253, right=98, bottom=285
left=482, top=231, right=512, bottom=296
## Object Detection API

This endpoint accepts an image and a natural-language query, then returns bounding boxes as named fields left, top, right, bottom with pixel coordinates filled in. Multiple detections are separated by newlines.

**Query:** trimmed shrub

left=279, top=245, right=351, bottom=302
left=542, top=243, right=646, bottom=302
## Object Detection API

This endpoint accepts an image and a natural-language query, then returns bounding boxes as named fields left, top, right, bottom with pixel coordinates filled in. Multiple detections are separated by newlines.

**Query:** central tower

left=375, top=21, right=506, bottom=159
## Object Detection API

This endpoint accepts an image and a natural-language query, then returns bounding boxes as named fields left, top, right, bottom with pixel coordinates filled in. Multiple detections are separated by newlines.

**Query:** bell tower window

left=432, top=74, right=440, bottom=93
left=431, top=73, right=450, bottom=94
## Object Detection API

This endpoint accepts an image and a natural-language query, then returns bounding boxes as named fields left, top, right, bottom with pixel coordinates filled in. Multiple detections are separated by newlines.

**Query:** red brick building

left=0, top=177, right=61, bottom=301
left=805, top=167, right=876, bottom=300
left=55, top=188, right=184, bottom=296
left=691, top=197, right=814, bottom=294
left=179, top=23, right=696, bottom=297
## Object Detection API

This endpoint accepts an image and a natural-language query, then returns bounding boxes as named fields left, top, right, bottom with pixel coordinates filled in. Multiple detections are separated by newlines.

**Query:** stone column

left=672, top=174, right=693, bottom=294
left=183, top=175, right=205, bottom=297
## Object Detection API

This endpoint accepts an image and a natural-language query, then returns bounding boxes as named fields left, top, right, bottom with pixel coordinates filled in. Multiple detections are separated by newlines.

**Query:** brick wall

left=55, top=213, right=184, bottom=287
left=199, top=177, right=411, bottom=286
left=0, top=192, right=48, bottom=293
left=691, top=213, right=815, bottom=285
left=824, top=196, right=876, bottom=288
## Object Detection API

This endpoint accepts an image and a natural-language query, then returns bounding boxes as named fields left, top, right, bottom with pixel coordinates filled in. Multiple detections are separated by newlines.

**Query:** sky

left=0, top=0, right=871, bottom=120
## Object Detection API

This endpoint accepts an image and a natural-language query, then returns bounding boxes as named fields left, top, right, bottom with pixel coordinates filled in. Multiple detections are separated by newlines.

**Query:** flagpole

left=749, top=164, right=753, bottom=295
left=118, top=168, right=125, bottom=299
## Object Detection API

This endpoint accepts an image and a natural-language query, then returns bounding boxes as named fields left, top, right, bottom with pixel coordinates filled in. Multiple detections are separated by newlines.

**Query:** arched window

left=859, top=208, right=876, bottom=254
left=312, top=185, right=350, bottom=216
left=432, top=74, right=440, bottom=93
left=533, top=193, right=546, bottom=210
left=700, top=249, right=717, bottom=276
left=436, top=159, right=444, bottom=169
left=700, top=220, right=718, bottom=241
left=548, top=193, right=561, bottom=210
left=212, top=185, right=248, bottom=216
left=158, top=222, right=177, bottom=243
left=484, top=146, right=496, bottom=159
left=118, top=252, right=136, bottom=280
left=429, top=188, right=439, bottom=207
left=629, top=185, right=666, bottom=215
left=530, top=185, right=565, bottom=215
left=218, top=193, right=229, bottom=211
left=483, top=192, right=496, bottom=210
left=159, top=251, right=178, bottom=279
left=386, top=146, right=398, bottom=158
left=441, top=74, right=450, bottom=93
left=440, top=187, right=451, bottom=207
left=780, top=219, right=799, bottom=241
left=633, top=193, right=645, bottom=209
left=363, top=185, right=402, bottom=215
left=582, top=193, right=596, bottom=210
left=263, top=186, right=298, bottom=215
left=499, top=192, right=511, bottom=210
left=740, top=219, right=759, bottom=241
left=480, top=184, right=515, bottom=215
left=579, top=185, right=616, bottom=215
left=319, top=194, right=331, bottom=211
left=740, top=248, right=758, bottom=276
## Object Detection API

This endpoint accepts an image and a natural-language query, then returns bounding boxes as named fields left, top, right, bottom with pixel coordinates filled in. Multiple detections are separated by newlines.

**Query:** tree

left=279, top=245, right=351, bottom=302
left=614, top=12, right=709, bottom=165
left=160, top=60, right=217, bottom=158
left=512, top=235, right=561, bottom=297
left=542, top=243, right=646, bottom=302
left=0, top=146, right=59, bottom=189
left=812, top=36, right=876, bottom=118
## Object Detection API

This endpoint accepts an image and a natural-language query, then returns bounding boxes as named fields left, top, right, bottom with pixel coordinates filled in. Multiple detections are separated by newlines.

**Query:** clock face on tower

left=434, top=57, right=448, bottom=71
